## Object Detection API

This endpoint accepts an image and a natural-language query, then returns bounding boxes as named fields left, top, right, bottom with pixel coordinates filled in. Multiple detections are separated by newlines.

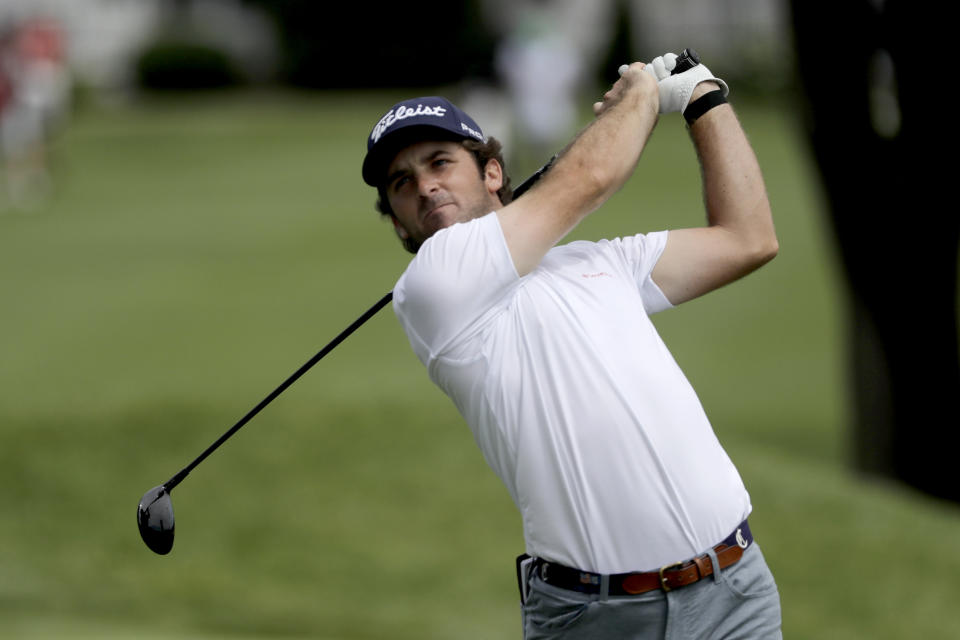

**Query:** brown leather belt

left=531, top=520, right=753, bottom=596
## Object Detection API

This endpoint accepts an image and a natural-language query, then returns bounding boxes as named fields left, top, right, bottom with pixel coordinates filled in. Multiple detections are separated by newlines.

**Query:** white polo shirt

left=393, top=212, right=750, bottom=574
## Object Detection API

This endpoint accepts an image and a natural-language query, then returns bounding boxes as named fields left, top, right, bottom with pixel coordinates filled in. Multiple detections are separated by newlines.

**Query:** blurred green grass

left=1, top=90, right=958, bottom=639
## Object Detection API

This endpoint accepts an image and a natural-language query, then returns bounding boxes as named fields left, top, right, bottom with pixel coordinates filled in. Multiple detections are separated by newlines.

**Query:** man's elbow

left=743, top=198, right=778, bottom=269
left=747, top=232, right=779, bottom=269
left=566, top=161, right=619, bottom=208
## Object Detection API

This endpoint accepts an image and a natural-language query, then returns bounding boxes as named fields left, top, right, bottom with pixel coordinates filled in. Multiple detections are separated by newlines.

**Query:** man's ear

left=391, top=215, right=410, bottom=240
left=483, top=158, right=503, bottom=196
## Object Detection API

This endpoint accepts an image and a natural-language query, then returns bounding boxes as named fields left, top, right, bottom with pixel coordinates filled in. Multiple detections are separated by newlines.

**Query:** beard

left=415, top=187, right=498, bottom=243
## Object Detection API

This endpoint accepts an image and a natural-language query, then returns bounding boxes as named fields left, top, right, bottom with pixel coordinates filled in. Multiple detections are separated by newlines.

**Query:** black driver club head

left=138, top=485, right=175, bottom=554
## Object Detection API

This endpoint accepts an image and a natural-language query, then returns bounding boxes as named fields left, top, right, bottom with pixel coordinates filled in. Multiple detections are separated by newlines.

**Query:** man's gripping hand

left=593, top=62, right=659, bottom=118
left=643, top=52, right=729, bottom=114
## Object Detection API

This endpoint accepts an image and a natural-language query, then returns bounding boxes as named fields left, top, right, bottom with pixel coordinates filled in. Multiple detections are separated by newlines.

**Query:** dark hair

left=375, top=136, right=513, bottom=254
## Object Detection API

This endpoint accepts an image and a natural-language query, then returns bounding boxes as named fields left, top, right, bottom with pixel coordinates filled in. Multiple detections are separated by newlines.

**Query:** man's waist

left=529, top=519, right=754, bottom=597
left=519, top=489, right=751, bottom=574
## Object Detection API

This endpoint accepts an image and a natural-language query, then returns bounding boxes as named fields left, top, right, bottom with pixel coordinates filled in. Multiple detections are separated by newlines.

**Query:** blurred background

left=1, top=0, right=957, bottom=638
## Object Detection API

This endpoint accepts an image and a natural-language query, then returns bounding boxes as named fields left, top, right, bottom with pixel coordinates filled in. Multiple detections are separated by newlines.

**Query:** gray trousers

left=521, top=544, right=782, bottom=639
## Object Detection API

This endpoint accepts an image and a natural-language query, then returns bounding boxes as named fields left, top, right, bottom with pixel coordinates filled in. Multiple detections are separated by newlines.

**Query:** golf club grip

left=671, top=48, right=700, bottom=75
left=512, top=157, right=554, bottom=199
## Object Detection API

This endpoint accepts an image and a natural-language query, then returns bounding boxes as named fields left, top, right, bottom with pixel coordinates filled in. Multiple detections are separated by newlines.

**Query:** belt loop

left=599, top=573, right=610, bottom=601
left=706, top=548, right=722, bottom=584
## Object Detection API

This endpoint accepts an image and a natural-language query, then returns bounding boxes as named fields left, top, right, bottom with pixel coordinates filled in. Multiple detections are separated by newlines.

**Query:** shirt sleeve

left=392, top=212, right=518, bottom=365
left=615, top=230, right=674, bottom=314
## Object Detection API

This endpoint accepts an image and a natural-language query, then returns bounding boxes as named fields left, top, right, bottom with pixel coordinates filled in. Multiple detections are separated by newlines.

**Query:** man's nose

left=416, top=174, right=440, bottom=196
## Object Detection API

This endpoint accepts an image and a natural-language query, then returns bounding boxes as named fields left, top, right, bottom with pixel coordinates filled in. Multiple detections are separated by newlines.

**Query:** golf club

left=137, top=48, right=700, bottom=555
left=137, top=291, right=393, bottom=554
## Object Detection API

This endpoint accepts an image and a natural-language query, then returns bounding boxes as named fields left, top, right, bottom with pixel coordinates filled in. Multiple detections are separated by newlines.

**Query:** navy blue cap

left=362, top=96, right=485, bottom=187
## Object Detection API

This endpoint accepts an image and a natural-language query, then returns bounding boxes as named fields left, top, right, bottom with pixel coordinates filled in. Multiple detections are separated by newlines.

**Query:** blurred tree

left=790, top=1, right=959, bottom=501
left=135, top=41, right=240, bottom=89
left=243, top=0, right=496, bottom=88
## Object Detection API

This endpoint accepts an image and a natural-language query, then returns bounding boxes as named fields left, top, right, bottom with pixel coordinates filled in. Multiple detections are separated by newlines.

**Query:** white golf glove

left=643, top=52, right=729, bottom=114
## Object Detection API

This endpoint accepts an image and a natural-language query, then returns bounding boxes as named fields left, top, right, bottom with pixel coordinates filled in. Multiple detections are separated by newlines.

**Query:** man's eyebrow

left=386, top=149, right=453, bottom=187
left=422, top=148, right=451, bottom=164
left=385, top=167, right=409, bottom=187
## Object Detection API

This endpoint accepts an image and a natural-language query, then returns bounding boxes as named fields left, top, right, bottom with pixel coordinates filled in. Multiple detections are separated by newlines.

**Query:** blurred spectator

left=494, top=4, right=582, bottom=173
left=466, top=0, right=614, bottom=176
left=0, top=15, right=71, bottom=212
left=462, top=0, right=788, bottom=179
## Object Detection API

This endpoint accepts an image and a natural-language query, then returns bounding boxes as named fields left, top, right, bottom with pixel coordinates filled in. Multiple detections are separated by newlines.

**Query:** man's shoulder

left=394, top=212, right=518, bottom=339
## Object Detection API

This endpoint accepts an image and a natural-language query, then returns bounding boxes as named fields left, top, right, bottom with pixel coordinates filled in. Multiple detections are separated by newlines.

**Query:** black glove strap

left=683, top=89, right=727, bottom=125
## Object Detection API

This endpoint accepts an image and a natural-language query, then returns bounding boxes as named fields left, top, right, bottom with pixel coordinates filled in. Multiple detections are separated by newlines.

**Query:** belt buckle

left=658, top=561, right=684, bottom=592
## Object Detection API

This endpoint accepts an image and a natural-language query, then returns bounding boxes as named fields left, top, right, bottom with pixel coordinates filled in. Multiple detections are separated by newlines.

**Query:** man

left=361, top=53, right=781, bottom=639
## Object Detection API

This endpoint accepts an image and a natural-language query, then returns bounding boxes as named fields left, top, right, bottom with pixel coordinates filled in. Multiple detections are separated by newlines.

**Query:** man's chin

left=420, top=206, right=491, bottom=241
left=421, top=209, right=457, bottom=236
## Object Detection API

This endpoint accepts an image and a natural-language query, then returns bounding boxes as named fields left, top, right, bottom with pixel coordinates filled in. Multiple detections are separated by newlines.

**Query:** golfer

left=362, top=53, right=782, bottom=639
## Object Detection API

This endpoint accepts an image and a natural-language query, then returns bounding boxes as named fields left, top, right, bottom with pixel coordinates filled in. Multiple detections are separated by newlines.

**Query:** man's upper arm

left=650, top=227, right=771, bottom=305
left=649, top=100, right=778, bottom=305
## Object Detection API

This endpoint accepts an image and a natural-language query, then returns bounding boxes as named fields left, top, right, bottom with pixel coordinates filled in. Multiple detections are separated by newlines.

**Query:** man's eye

left=394, top=176, right=410, bottom=189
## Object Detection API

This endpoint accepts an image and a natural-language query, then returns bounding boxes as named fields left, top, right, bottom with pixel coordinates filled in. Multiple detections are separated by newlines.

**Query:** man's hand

left=593, top=62, right=659, bottom=118
left=643, top=52, right=729, bottom=114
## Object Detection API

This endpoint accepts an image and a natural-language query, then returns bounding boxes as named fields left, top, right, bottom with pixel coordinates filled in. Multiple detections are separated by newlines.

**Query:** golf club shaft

left=159, top=49, right=701, bottom=492
left=163, top=291, right=394, bottom=491
left=162, top=158, right=555, bottom=491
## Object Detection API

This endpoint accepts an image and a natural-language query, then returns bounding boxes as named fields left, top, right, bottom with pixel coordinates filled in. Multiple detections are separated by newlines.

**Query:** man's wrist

left=683, top=85, right=727, bottom=125
left=688, top=80, right=721, bottom=104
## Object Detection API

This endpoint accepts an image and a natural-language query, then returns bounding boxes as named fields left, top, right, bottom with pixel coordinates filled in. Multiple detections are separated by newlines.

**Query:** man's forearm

left=648, top=83, right=777, bottom=304
left=554, top=81, right=658, bottom=205
left=689, top=86, right=777, bottom=258
left=497, top=65, right=659, bottom=275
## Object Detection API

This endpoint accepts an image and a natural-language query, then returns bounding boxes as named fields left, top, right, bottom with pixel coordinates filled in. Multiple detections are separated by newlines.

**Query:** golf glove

left=644, top=52, right=729, bottom=114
